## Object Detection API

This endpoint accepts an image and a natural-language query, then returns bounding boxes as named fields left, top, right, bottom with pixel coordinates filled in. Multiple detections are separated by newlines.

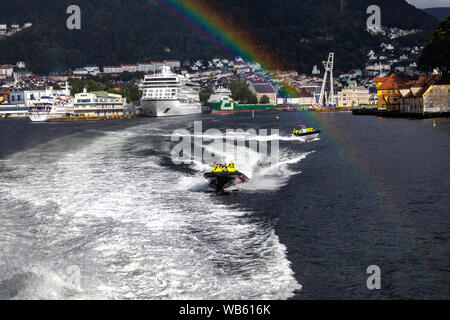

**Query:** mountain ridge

left=423, top=7, right=450, bottom=21
left=0, top=0, right=439, bottom=74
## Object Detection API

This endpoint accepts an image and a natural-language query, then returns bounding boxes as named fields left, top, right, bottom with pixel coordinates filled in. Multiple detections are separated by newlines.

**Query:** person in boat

left=211, top=163, right=237, bottom=173
left=225, top=163, right=236, bottom=173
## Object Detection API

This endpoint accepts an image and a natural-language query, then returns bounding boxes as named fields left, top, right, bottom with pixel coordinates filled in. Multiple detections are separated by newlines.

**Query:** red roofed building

left=399, top=75, right=448, bottom=115
left=375, top=73, right=408, bottom=111
left=0, top=65, right=14, bottom=77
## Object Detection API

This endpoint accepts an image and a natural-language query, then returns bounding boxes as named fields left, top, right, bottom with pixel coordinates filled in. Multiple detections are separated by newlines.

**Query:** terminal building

left=73, top=89, right=126, bottom=117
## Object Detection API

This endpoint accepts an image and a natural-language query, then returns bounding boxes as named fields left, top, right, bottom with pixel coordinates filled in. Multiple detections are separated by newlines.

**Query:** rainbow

left=146, top=0, right=446, bottom=290
left=151, top=0, right=282, bottom=71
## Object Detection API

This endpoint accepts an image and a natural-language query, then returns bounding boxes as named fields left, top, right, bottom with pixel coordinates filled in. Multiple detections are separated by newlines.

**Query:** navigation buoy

left=275, top=116, right=280, bottom=120
left=433, top=120, right=436, bottom=127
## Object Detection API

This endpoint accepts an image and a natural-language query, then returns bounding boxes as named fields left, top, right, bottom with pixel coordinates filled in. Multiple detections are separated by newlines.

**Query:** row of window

left=143, top=88, right=177, bottom=98
left=74, top=105, right=123, bottom=109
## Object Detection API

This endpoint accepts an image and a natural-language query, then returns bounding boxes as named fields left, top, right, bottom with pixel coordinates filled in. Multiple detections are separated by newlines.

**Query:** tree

left=69, top=79, right=104, bottom=94
left=229, top=82, right=257, bottom=104
left=199, top=88, right=213, bottom=103
left=118, top=85, right=141, bottom=103
left=260, top=95, right=270, bottom=104
left=419, top=16, right=450, bottom=78
left=278, top=85, right=300, bottom=98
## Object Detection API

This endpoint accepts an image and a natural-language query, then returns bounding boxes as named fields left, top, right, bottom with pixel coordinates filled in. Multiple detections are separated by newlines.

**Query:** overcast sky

left=405, top=0, right=450, bottom=8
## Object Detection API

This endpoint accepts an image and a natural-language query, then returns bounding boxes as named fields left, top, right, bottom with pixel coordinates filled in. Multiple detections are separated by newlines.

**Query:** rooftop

left=251, top=82, right=276, bottom=94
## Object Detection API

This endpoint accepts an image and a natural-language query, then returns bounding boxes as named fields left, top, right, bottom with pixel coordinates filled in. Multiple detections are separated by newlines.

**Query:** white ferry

left=29, top=95, right=74, bottom=122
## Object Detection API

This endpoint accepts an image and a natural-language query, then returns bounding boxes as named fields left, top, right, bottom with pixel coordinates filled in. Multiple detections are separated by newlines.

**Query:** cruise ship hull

left=139, top=100, right=202, bottom=117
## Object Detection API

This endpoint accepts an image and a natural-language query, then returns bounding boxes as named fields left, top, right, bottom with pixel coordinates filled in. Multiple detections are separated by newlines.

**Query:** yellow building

left=374, top=74, right=408, bottom=111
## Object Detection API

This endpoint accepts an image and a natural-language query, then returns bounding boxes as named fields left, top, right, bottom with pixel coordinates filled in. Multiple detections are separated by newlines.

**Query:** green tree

left=229, top=82, right=257, bottom=104
left=118, top=85, right=141, bottom=103
left=419, top=16, right=450, bottom=78
left=259, top=95, right=270, bottom=104
left=69, top=79, right=104, bottom=94
left=199, top=88, right=213, bottom=104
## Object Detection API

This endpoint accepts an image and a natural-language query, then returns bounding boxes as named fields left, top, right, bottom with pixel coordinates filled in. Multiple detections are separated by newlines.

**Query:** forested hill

left=0, top=0, right=438, bottom=74
left=423, top=7, right=450, bottom=21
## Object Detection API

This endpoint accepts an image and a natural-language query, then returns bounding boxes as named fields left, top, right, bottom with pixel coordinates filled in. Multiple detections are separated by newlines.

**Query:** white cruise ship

left=138, top=66, right=201, bottom=117
left=29, top=95, right=74, bottom=122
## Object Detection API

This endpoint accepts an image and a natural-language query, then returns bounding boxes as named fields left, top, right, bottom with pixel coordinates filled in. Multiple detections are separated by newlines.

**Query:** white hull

left=29, top=113, right=52, bottom=122
left=139, top=100, right=202, bottom=117
left=296, top=133, right=320, bottom=141
left=29, top=112, right=68, bottom=122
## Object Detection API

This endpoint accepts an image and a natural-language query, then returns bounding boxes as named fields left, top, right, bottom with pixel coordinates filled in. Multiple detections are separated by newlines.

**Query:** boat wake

left=0, top=121, right=313, bottom=299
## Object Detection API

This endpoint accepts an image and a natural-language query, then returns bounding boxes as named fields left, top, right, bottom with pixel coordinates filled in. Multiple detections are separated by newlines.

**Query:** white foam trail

left=0, top=122, right=303, bottom=300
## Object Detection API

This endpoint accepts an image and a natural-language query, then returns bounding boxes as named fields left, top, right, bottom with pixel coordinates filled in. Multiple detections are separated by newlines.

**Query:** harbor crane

left=318, top=52, right=335, bottom=107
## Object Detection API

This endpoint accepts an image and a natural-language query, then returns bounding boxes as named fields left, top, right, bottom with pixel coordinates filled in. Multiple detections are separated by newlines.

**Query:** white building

left=152, top=62, right=165, bottom=72
left=103, top=66, right=123, bottom=74
left=138, top=63, right=155, bottom=73
left=9, top=90, right=25, bottom=105
left=73, top=68, right=89, bottom=76
left=84, top=65, right=100, bottom=75
left=121, top=64, right=138, bottom=73
left=164, top=60, right=181, bottom=69
left=337, top=81, right=371, bottom=107
left=16, top=61, right=26, bottom=69
left=73, top=90, right=126, bottom=116
left=0, top=65, right=14, bottom=77
left=24, top=86, right=70, bottom=106
left=366, top=63, right=391, bottom=72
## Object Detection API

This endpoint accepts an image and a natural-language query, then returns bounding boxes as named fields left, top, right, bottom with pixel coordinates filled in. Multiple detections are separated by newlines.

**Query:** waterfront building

left=0, top=105, right=29, bottom=118
left=73, top=90, right=126, bottom=116
left=337, top=81, right=371, bottom=107
left=399, top=75, right=449, bottom=115
left=24, top=86, right=71, bottom=106
left=427, top=83, right=450, bottom=113
left=277, top=89, right=315, bottom=107
left=249, top=82, right=277, bottom=105
left=0, top=89, right=10, bottom=103
left=9, top=90, right=25, bottom=105
left=374, top=73, right=408, bottom=111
